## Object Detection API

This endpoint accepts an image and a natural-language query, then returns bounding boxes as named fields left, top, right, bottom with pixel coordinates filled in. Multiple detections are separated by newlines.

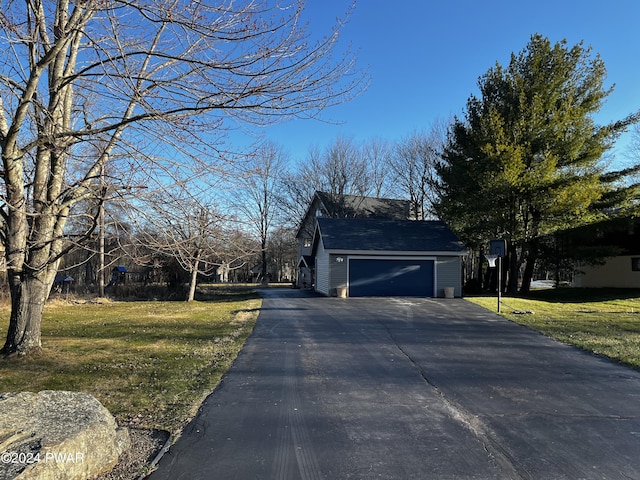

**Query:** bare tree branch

left=0, top=0, right=366, bottom=355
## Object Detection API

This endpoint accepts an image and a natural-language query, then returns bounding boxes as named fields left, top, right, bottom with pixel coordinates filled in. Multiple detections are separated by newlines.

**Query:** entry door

left=348, top=258, right=434, bottom=297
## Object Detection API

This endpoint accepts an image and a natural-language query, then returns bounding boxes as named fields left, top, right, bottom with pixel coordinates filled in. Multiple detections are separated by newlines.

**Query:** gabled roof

left=296, top=191, right=412, bottom=239
left=297, top=255, right=314, bottom=268
left=314, top=218, right=467, bottom=254
left=314, top=191, right=411, bottom=220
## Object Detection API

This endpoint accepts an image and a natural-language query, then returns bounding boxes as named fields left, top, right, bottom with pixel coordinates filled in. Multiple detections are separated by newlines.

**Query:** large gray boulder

left=0, top=391, right=130, bottom=480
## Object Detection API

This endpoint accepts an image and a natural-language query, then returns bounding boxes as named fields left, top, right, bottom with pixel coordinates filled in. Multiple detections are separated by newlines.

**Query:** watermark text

left=1, top=451, right=85, bottom=466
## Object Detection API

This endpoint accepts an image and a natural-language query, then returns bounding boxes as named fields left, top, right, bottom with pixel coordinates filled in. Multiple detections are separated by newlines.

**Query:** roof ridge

left=316, top=190, right=410, bottom=203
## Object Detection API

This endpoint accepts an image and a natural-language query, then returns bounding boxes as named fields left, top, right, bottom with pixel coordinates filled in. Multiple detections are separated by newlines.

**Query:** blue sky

left=242, top=1, right=640, bottom=167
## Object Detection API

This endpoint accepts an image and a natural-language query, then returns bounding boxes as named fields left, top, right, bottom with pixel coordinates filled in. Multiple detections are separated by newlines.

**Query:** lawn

left=467, top=288, right=640, bottom=370
left=0, top=285, right=261, bottom=433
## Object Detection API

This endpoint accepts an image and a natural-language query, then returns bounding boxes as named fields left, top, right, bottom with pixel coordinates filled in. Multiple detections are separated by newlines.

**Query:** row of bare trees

left=0, top=0, right=450, bottom=358
left=279, top=125, right=448, bottom=225
left=55, top=191, right=300, bottom=297
left=48, top=126, right=448, bottom=302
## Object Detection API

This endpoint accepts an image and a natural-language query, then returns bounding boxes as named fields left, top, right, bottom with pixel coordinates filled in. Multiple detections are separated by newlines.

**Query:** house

left=295, top=191, right=415, bottom=288
left=312, top=218, right=466, bottom=297
left=570, top=216, right=640, bottom=288
left=295, top=191, right=467, bottom=297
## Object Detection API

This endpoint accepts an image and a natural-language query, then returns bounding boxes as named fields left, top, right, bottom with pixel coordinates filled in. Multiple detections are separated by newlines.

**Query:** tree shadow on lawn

left=523, top=287, right=640, bottom=304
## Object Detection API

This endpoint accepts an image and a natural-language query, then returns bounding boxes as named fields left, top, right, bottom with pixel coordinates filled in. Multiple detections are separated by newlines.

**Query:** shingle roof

left=315, top=191, right=411, bottom=220
left=315, top=218, right=467, bottom=253
left=295, top=191, right=414, bottom=239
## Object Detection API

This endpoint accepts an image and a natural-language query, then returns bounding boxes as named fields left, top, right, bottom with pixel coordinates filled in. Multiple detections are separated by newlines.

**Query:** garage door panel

left=349, top=259, right=434, bottom=297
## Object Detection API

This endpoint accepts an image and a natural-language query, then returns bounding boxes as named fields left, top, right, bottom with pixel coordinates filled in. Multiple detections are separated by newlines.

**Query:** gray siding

left=297, top=213, right=316, bottom=258
left=315, top=239, right=330, bottom=295
left=298, top=267, right=312, bottom=289
left=296, top=197, right=323, bottom=287
left=436, top=256, right=462, bottom=297
left=298, top=241, right=313, bottom=259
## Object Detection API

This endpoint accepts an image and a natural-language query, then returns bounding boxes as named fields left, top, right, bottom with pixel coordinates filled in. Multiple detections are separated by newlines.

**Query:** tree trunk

left=520, top=240, right=539, bottom=294
left=2, top=271, right=54, bottom=356
left=186, top=256, right=200, bottom=302
left=506, top=245, right=519, bottom=294
left=261, top=246, right=269, bottom=286
left=476, top=247, right=484, bottom=287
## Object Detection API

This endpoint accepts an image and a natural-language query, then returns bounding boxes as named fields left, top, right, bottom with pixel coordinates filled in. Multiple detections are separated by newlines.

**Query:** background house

left=312, top=218, right=466, bottom=297
left=570, top=217, right=640, bottom=288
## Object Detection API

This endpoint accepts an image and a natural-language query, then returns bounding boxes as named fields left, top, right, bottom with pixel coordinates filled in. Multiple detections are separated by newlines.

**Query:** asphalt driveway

left=149, top=289, right=640, bottom=479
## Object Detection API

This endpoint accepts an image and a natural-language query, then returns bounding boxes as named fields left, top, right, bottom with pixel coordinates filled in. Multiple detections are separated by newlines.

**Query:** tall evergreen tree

left=436, top=34, right=638, bottom=293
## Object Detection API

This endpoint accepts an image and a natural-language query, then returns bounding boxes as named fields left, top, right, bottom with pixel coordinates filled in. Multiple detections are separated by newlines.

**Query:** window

left=303, top=238, right=312, bottom=248
left=632, top=258, right=640, bottom=272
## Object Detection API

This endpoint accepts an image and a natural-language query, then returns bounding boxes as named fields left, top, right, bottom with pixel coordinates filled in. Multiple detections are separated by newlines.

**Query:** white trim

left=346, top=255, right=438, bottom=297
left=297, top=255, right=311, bottom=268
left=326, top=249, right=466, bottom=257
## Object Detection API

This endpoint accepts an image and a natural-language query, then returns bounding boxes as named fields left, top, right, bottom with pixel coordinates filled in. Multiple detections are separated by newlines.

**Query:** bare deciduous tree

left=279, top=135, right=393, bottom=227
left=232, top=141, right=288, bottom=285
left=0, top=0, right=366, bottom=355
left=322, top=136, right=369, bottom=196
left=137, top=193, right=228, bottom=302
left=362, top=137, right=393, bottom=198
left=388, top=123, right=447, bottom=220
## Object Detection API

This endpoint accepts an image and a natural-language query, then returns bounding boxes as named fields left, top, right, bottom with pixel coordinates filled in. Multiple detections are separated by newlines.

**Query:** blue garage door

left=348, top=259, right=434, bottom=297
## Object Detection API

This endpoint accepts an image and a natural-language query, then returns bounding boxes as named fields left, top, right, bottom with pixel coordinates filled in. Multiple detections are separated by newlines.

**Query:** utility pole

left=97, top=164, right=146, bottom=298
left=497, top=255, right=502, bottom=313
left=98, top=164, right=106, bottom=297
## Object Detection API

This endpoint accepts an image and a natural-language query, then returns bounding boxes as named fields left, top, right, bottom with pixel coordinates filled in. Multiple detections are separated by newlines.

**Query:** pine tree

left=436, top=34, right=638, bottom=293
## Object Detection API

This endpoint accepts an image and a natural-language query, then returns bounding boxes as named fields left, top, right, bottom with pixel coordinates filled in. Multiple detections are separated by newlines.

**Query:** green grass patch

left=467, top=288, right=640, bottom=369
left=0, top=286, right=261, bottom=433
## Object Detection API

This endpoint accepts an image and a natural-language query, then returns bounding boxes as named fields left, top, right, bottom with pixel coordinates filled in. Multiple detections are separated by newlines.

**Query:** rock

left=0, top=391, right=130, bottom=480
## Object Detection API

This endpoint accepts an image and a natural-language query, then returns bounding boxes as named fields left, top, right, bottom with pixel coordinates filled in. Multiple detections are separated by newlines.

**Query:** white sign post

left=485, top=254, right=501, bottom=313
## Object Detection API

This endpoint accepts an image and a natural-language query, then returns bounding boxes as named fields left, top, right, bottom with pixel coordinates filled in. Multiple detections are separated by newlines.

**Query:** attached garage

left=312, top=218, right=467, bottom=298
